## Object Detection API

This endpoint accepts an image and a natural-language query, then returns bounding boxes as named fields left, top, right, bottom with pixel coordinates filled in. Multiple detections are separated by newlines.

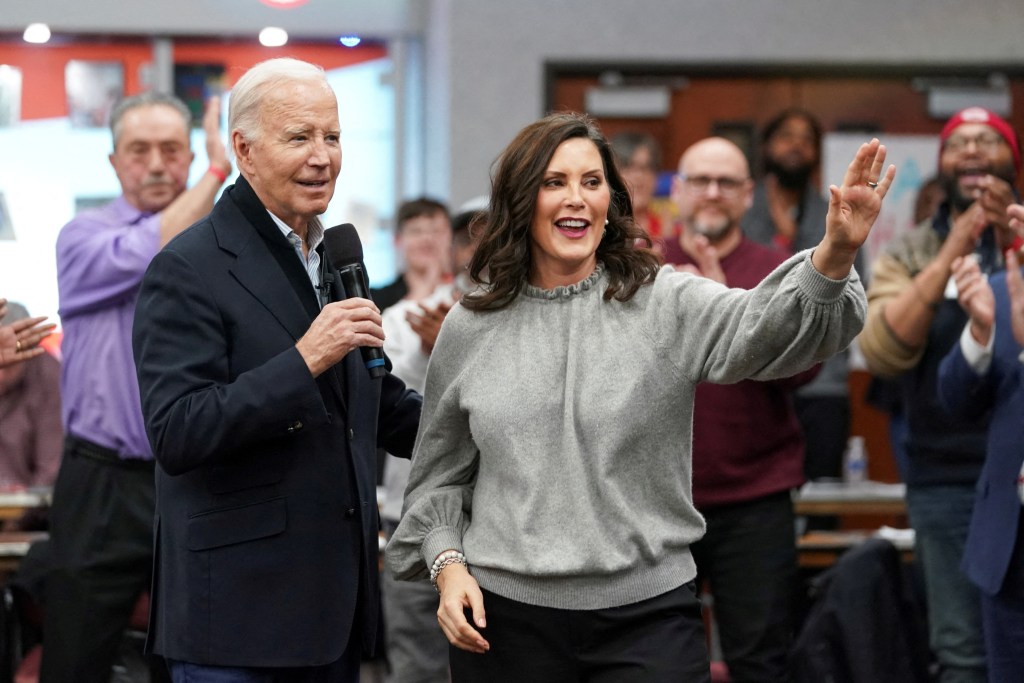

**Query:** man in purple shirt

left=43, top=92, right=231, bottom=683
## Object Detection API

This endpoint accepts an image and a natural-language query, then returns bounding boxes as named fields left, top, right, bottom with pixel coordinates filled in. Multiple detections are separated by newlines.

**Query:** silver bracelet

left=429, top=551, right=467, bottom=591
left=430, top=550, right=465, bottom=574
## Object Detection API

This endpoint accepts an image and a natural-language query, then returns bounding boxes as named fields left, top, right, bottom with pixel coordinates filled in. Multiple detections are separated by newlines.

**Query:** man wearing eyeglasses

left=861, top=106, right=1021, bottom=683
left=663, top=137, right=822, bottom=683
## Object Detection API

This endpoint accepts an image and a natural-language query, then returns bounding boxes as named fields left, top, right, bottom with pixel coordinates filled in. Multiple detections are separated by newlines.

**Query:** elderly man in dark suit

left=132, top=57, right=421, bottom=682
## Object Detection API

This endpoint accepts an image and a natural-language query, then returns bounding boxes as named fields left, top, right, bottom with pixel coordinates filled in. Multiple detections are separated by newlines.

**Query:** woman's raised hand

left=812, top=139, right=896, bottom=279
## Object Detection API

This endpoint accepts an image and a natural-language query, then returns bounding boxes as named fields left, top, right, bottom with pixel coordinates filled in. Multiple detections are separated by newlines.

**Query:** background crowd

left=0, top=60, right=1022, bottom=683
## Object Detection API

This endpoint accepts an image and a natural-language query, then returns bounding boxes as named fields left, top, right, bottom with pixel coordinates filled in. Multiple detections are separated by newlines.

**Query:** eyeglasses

left=943, top=132, right=1007, bottom=155
left=678, top=174, right=749, bottom=196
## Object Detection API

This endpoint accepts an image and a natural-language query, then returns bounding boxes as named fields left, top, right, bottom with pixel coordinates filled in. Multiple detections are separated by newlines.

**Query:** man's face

left=109, top=104, right=194, bottom=213
left=939, top=122, right=1016, bottom=213
left=764, top=116, right=818, bottom=189
left=398, top=213, right=452, bottom=274
left=234, top=80, right=341, bottom=232
left=672, top=139, right=752, bottom=243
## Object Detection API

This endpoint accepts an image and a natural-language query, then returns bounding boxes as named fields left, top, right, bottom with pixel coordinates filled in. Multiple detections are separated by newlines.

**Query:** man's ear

left=232, top=130, right=252, bottom=175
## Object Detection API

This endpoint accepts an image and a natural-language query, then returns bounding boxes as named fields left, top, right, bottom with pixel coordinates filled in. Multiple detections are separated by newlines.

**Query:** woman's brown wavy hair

left=462, top=112, right=661, bottom=311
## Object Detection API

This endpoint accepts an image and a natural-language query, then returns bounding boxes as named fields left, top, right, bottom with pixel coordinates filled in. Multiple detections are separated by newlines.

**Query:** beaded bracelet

left=431, top=550, right=464, bottom=573
left=429, top=550, right=467, bottom=591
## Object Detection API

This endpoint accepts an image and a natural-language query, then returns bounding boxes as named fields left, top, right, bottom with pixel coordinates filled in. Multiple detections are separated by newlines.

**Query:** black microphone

left=322, top=223, right=387, bottom=379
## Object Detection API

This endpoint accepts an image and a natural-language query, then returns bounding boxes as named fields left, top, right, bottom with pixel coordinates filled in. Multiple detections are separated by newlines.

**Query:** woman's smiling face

left=528, top=137, right=611, bottom=289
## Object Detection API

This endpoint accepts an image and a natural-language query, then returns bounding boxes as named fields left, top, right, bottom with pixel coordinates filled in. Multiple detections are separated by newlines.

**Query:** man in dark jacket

left=133, top=57, right=421, bottom=682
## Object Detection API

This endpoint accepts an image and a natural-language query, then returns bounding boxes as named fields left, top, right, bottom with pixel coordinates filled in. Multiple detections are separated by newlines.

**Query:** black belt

left=64, top=435, right=154, bottom=470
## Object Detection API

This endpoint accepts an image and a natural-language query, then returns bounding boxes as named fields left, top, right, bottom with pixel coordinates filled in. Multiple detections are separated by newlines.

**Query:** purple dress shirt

left=56, top=196, right=161, bottom=459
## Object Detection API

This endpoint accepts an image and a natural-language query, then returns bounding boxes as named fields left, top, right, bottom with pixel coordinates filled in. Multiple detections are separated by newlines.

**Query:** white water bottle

left=843, top=435, right=868, bottom=484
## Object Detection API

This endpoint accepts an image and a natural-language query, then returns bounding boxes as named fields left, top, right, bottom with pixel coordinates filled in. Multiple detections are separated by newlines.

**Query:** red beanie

left=940, top=107, right=1021, bottom=174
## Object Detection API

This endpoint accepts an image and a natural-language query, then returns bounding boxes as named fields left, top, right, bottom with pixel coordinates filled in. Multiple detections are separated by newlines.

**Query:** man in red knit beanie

left=861, top=105, right=1020, bottom=682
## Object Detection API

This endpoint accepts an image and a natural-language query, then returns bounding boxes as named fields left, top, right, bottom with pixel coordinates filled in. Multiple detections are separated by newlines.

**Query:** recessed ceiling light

left=339, top=36, right=361, bottom=48
left=24, top=23, right=51, bottom=44
left=259, top=27, right=288, bottom=47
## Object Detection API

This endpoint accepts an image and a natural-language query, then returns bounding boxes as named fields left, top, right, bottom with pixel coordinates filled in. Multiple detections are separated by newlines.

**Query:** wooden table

left=798, top=529, right=914, bottom=568
left=0, top=530, right=47, bottom=573
left=794, top=482, right=911, bottom=568
left=0, top=488, right=51, bottom=521
left=793, top=480, right=907, bottom=517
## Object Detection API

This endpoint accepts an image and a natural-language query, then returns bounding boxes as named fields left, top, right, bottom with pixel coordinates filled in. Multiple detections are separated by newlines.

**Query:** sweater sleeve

left=859, top=252, right=925, bottom=377
left=385, top=304, right=479, bottom=580
left=650, top=250, right=865, bottom=385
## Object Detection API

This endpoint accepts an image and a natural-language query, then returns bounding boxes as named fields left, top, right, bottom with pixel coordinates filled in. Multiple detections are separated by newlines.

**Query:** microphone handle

left=337, top=263, right=387, bottom=378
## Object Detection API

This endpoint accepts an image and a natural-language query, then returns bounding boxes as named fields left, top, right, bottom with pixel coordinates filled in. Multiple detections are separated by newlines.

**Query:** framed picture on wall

left=0, top=66, right=21, bottom=128
left=65, top=60, right=124, bottom=128
left=174, top=63, right=226, bottom=127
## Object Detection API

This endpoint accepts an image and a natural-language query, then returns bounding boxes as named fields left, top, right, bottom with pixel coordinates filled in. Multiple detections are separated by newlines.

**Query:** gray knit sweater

left=386, top=251, right=865, bottom=610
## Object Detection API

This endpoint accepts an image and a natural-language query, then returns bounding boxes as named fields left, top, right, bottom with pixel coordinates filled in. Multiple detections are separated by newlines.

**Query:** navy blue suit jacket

left=938, top=268, right=1024, bottom=596
left=132, top=177, right=421, bottom=666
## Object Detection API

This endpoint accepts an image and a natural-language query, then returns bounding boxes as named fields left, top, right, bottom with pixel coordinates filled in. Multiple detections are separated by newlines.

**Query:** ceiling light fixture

left=259, top=0, right=309, bottom=7
left=259, top=27, right=288, bottom=47
left=23, top=23, right=51, bottom=44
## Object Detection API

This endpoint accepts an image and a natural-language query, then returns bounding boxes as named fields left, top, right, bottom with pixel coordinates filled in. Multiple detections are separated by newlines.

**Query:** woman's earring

left=605, top=218, right=610, bottom=226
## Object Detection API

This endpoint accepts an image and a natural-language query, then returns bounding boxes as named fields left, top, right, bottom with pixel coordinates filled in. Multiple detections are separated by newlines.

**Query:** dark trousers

left=167, top=643, right=359, bottom=682
left=449, top=583, right=710, bottom=683
left=980, top=508, right=1024, bottom=683
left=40, top=436, right=167, bottom=683
left=690, top=491, right=798, bottom=683
left=795, top=395, right=849, bottom=482
left=381, top=569, right=450, bottom=683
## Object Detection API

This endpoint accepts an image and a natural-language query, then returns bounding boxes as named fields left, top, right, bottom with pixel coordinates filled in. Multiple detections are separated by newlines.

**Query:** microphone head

left=323, top=223, right=363, bottom=268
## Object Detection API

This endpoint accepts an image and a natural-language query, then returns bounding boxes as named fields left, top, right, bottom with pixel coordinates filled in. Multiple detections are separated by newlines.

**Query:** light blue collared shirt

left=267, top=211, right=325, bottom=304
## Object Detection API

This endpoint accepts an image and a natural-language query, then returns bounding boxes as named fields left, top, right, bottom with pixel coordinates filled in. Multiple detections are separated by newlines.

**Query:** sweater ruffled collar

left=521, top=263, right=605, bottom=301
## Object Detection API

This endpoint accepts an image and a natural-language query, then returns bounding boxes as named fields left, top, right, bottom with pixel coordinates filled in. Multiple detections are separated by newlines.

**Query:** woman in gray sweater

left=387, top=112, right=894, bottom=682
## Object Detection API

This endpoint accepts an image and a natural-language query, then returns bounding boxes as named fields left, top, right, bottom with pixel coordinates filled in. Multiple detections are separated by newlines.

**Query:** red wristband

left=207, top=164, right=228, bottom=183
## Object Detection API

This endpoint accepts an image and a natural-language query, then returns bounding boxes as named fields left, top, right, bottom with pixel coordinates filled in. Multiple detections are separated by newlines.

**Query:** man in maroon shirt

left=666, top=137, right=822, bottom=683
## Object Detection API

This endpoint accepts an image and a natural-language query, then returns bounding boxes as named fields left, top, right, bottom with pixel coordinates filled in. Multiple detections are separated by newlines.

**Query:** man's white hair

left=229, top=58, right=329, bottom=142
